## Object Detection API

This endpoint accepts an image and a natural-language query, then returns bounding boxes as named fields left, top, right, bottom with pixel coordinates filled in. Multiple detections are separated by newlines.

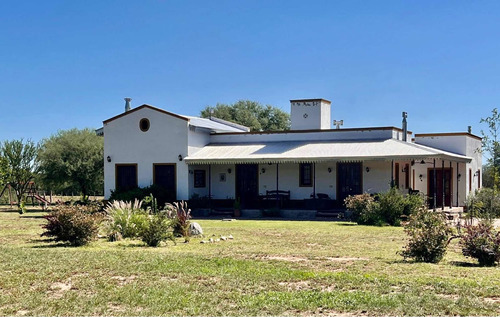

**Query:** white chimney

left=290, top=98, right=332, bottom=130
left=124, top=97, right=132, bottom=112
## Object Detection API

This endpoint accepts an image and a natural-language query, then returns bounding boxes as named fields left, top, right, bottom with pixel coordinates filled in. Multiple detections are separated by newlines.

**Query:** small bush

left=344, top=193, right=381, bottom=225
left=465, top=188, right=500, bottom=220
left=345, top=189, right=425, bottom=226
left=167, top=201, right=192, bottom=238
left=140, top=212, right=175, bottom=247
left=460, top=222, right=500, bottom=266
left=400, top=207, right=453, bottom=263
left=104, top=199, right=148, bottom=238
left=42, top=205, right=102, bottom=246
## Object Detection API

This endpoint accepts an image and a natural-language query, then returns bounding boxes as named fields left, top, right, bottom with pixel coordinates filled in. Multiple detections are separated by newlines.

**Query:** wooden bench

left=261, top=190, right=290, bottom=208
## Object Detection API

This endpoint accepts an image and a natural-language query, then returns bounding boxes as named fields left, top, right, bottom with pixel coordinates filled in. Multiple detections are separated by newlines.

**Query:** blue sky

left=1, top=0, right=499, bottom=143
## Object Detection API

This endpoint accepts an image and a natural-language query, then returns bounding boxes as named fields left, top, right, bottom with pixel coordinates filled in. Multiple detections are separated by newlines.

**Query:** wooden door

left=337, top=162, right=362, bottom=206
left=428, top=168, right=452, bottom=207
left=154, top=164, right=176, bottom=201
left=235, top=164, right=259, bottom=208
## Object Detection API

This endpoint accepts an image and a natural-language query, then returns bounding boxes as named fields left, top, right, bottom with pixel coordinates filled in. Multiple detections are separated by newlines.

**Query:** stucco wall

left=103, top=107, right=190, bottom=199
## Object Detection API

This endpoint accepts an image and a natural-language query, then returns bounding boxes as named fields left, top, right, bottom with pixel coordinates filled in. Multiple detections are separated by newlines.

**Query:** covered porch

left=184, top=139, right=472, bottom=216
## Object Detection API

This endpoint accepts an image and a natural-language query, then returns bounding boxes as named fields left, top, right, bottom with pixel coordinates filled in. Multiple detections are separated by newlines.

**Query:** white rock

left=190, top=222, right=203, bottom=236
left=228, top=234, right=234, bottom=240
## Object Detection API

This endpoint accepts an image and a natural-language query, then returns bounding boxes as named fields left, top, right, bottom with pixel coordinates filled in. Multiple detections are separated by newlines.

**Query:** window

left=299, top=163, right=313, bottom=187
left=139, top=118, right=150, bottom=132
left=194, top=170, right=206, bottom=188
left=478, top=170, right=481, bottom=189
left=115, top=164, right=138, bottom=191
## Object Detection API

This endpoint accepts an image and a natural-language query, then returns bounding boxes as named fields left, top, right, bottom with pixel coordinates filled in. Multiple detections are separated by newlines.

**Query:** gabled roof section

left=103, top=104, right=188, bottom=124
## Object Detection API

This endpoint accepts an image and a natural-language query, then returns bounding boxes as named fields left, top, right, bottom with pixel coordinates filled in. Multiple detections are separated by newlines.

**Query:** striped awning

left=184, top=139, right=472, bottom=165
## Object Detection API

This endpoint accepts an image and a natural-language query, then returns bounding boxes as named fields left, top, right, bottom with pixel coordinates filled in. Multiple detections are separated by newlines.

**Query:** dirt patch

left=15, top=310, right=29, bottom=316
left=266, top=255, right=308, bottom=262
left=484, top=297, right=500, bottom=304
left=278, top=280, right=310, bottom=290
left=284, top=308, right=360, bottom=316
left=436, top=293, right=459, bottom=301
left=325, top=257, right=369, bottom=262
left=111, top=275, right=137, bottom=286
left=47, top=281, right=72, bottom=299
left=107, top=303, right=127, bottom=313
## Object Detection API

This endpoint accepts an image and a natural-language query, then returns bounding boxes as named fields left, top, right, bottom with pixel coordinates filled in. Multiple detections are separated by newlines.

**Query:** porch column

left=391, top=160, right=394, bottom=188
left=276, top=163, right=279, bottom=208
left=313, top=162, right=316, bottom=199
left=442, top=160, right=445, bottom=210
left=208, top=165, right=212, bottom=210
left=456, top=162, right=459, bottom=207
left=449, top=161, right=452, bottom=209
left=433, top=159, right=437, bottom=211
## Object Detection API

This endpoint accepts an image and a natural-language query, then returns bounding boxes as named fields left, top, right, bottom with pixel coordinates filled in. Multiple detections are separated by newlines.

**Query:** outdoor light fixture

left=106, top=156, right=111, bottom=163
left=189, top=170, right=193, bottom=175
left=420, top=160, right=426, bottom=164
left=178, top=155, right=183, bottom=161
left=327, top=167, right=332, bottom=173
left=458, top=173, right=462, bottom=181
left=474, top=170, right=480, bottom=176
left=402, top=166, right=407, bottom=172
left=419, top=174, right=423, bottom=181
left=227, top=168, right=232, bottom=174
left=365, top=167, right=370, bottom=173
left=261, top=168, right=266, bottom=174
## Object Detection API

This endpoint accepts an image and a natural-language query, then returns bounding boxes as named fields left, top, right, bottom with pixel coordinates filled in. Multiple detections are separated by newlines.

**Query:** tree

left=480, top=108, right=500, bottom=190
left=0, top=155, right=7, bottom=187
left=38, top=128, right=104, bottom=200
left=200, top=100, right=290, bottom=131
left=1, top=139, right=40, bottom=210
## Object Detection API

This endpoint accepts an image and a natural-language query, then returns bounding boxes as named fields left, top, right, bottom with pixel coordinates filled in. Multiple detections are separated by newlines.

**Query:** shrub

left=104, top=199, right=147, bottom=239
left=167, top=201, right=192, bottom=238
left=400, top=207, right=453, bottom=263
left=465, top=188, right=500, bottom=220
left=140, top=211, right=175, bottom=247
left=42, top=204, right=102, bottom=246
left=344, top=193, right=381, bottom=225
left=109, top=184, right=174, bottom=207
left=460, top=222, right=500, bottom=266
left=345, top=189, right=425, bottom=226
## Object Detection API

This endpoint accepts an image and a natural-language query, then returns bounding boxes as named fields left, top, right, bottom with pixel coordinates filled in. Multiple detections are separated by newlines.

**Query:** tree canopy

left=38, top=128, right=103, bottom=199
left=200, top=100, right=290, bottom=131
left=480, top=108, right=500, bottom=190
left=1, top=139, right=40, bottom=207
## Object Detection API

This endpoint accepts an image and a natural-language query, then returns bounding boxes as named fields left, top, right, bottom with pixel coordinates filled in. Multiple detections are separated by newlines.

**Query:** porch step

left=316, top=209, right=345, bottom=218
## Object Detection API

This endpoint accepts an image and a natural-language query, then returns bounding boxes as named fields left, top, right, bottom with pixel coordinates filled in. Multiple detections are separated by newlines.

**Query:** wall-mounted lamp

left=227, top=168, right=232, bottom=174
left=411, top=160, right=415, bottom=166
left=419, top=174, right=423, bottom=181
left=365, top=167, right=370, bottom=173
left=420, top=160, right=426, bottom=164
left=474, top=170, right=480, bottom=176
left=402, top=166, right=408, bottom=172
left=178, top=154, right=183, bottom=161
left=457, top=173, right=462, bottom=181
left=106, top=156, right=111, bottom=163
left=189, top=170, right=194, bottom=175
left=261, top=168, right=266, bottom=174
left=327, top=167, right=332, bottom=173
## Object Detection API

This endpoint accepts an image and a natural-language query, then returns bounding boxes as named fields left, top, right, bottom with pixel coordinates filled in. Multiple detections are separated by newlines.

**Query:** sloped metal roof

left=184, top=138, right=472, bottom=164
left=183, top=116, right=249, bottom=133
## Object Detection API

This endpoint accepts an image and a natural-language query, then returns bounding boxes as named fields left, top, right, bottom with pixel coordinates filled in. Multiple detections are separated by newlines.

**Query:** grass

left=0, top=208, right=499, bottom=316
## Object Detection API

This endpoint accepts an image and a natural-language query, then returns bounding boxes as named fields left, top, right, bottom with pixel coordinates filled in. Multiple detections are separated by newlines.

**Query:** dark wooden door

left=116, top=164, right=137, bottom=191
left=154, top=164, right=176, bottom=201
left=337, top=162, right=362, bottom=206
left=428, top=168, right=452, bottom=207
left=236, top=164, right=259, bottom=208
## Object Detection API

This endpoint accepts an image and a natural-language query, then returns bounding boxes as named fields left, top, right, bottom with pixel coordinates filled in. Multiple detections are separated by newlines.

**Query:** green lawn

left=0, top=209, right=499, bottom=316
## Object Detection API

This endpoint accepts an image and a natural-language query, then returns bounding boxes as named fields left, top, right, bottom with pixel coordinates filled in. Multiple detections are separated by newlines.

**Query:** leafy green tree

left=200, top=100, right=290, bottom=131
left=38, top=128, right=103, bottom=200
left=1, top=139, right=40, bottom=210
left=0, top=155, right=7, bottom=187
left=480, top=108, right=500, bottom=190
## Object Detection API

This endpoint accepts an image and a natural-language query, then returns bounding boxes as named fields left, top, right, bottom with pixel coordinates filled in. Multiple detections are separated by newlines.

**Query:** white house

left=103, top=98, right=481, bottom=214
